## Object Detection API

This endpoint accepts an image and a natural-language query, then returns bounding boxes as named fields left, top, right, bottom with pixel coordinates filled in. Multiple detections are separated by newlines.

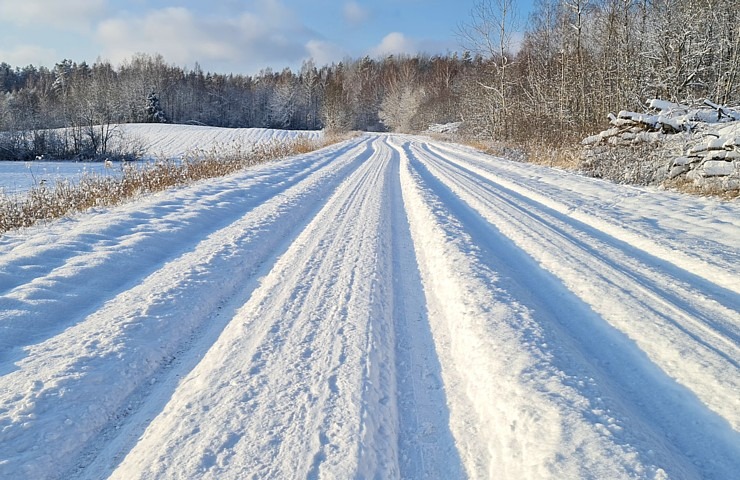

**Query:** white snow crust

left=0, top=130, right=738, bottom=479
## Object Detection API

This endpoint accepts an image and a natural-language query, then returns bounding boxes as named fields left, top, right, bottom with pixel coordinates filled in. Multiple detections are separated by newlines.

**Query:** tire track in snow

left=387, top=140, right=465, bottom=479
left=397, top=138, right=589, bottom=478
left=2, top=132, right=738, bottom=480
left=105, top=136, right=402, bottom=479
left=424, top=142, right=740, bottom=321
left=427, top=141, right=739, bottom=296
left=397, top=136, right=740, bottom=479
left=0, top=139, right=363, bottom=365
left=0, top=137, right=375, bottom=480
left=413, top=140, right=740, bottom=430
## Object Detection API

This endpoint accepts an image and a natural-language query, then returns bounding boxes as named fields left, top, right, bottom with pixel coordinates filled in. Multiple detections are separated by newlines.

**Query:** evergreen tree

left=145, top=92, right=167, bottom=123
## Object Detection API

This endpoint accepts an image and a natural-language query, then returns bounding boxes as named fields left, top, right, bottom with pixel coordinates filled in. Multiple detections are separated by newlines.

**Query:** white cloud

left=0, top=44, right=58, bottom=67
left=97, top=8, right=229, bottom=65
left=368, top=32, right=417, bottom=58
left=305, top=40, right=346, bottom=67
left=343, top=1, right=369, bottom=25
left=96, top=4, right=314, bottom=73
left=0, top=0, right=106, bottom=30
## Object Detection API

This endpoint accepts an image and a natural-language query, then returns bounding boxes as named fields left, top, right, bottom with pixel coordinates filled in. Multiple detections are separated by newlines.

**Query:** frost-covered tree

left=297, top=60, right=322, bottom=130
left=268, top=70, right=297, bottom=129
left=321, top=67, right=353, bottom=133
left=379, top=84, right=424, bottom=133
left=345, top=56, right=382, bottom=131
left=145, top=92, right=167, bottom=123
left=1, top=5, right=737, bottom=149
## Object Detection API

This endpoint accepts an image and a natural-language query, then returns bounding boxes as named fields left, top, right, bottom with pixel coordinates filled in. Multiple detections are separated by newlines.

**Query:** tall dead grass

left=662, top=176, right=740, bottom=200
left=521, top=142, right=582, bottom=170
left=459, top=138, right=582, bottom=170
left=0, top=133, right=345, bottom=234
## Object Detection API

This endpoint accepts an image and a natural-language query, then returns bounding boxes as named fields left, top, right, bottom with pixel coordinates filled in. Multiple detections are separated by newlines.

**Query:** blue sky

left=0, top=0, right=534, bottom=75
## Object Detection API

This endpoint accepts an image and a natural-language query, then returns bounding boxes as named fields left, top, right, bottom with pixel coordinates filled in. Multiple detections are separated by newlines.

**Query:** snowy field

left=0, top=124, right=322, bottom=194
left=116, top=123, right=322, bottom=159
left=0, top=161, right=121, bottom=196
left=0, top=132, right=738, bottom=479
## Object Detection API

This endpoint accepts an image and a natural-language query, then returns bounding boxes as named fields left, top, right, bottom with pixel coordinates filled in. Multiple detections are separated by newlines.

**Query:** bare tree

left=459, top=0, right=520, bottom=138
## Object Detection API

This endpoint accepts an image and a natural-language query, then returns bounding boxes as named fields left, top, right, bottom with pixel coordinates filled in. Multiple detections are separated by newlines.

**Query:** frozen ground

left=0, top=132, right=738, bottom=479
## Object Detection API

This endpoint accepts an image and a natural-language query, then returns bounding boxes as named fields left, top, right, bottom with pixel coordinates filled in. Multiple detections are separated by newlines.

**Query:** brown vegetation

left=0, top=134, right=345, bottom=234
left=663, top=176, right=740, bottom=200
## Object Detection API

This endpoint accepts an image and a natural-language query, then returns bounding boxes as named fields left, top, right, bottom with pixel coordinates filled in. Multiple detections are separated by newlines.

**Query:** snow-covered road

left=0, top=134, right=738, bottom=479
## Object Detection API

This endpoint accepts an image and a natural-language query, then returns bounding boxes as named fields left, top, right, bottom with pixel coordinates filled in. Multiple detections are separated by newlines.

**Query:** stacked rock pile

left=582, top=99, right=739, bottom=190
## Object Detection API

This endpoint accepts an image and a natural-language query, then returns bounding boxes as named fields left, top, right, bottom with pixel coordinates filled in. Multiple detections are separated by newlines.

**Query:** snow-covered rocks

left=427, top=122, right=462, bottom=134
left=582, top=99, right=740, bottom=191
left=697, top=159, right=737, bottom=177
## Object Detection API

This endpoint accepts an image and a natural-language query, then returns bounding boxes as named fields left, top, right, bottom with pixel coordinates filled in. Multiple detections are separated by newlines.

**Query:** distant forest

left=0, top=0, right=737, bottom=147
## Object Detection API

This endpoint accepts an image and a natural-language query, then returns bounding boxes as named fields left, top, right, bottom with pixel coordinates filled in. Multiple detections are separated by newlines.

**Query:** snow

left=585, top=100, right=740, bottom=188
left=0, top=129, right=738, bottom=479
left=0, top=161, right=121, bottom=195
left=0, top=124, right=321, bottom=194
left=701, top=160, right=737, bottom=177
left=648, top=99, right=686, bottom=115
left=113, top=123, right=322, bottom=160
left=427, top=122, right=462, bottom=134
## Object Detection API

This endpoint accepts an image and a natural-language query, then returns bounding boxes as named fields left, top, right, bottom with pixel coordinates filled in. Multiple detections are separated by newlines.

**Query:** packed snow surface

left=0, top=132, right=738, bottom=479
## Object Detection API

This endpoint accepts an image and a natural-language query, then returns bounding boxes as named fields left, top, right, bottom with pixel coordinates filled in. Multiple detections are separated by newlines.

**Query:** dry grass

left=457, top=139, right=528, bottom=163
left=662, top=176, right=740, bottom=200
left=520, top=142, right=582, bottom=170
left=458, top=138, right=581, bottom=170
left=460, top=139, right=493, bottom=153
left=0, top=133, right=346, bottom=235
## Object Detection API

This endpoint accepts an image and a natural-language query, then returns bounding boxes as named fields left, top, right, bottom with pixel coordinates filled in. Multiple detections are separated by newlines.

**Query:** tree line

left=0, top=53, right=466, bottom=136
left=461, top=0, right=739, bottom=142
left=0, top=0, right=737, bottom=159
